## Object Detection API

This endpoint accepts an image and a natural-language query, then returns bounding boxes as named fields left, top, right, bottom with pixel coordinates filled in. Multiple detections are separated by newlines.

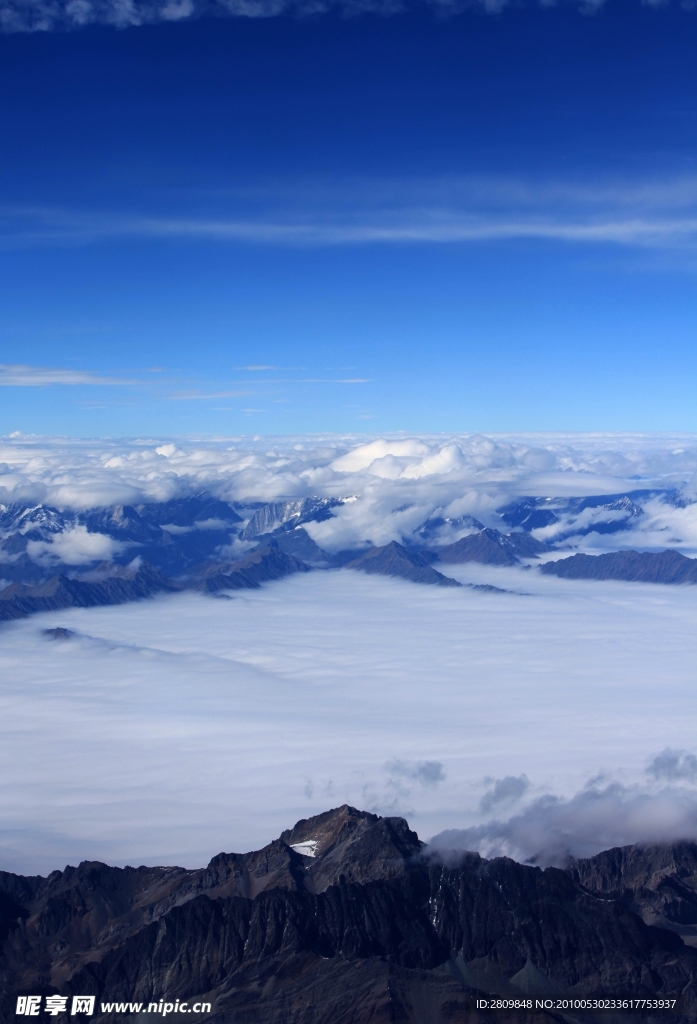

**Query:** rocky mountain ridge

left=1, top=806, right=695, bottom=1023
left=2, top=491, right=697, bottom=623
left=540, top=550, right=697, bottom=584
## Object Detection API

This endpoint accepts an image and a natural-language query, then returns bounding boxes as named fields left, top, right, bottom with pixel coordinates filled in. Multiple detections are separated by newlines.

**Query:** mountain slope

left=186, top=541, right=311, bottom=593
left=344, top=542, right=461, bottom=586
left=0, top=561, right=178, bottom=621
left=540, top=549, right=697, bottom=584
left=1, top=806, right=696, bottom=1024
left=569, top=840, right=697, bottom=944
left=438, top=529, right=547, bottom=566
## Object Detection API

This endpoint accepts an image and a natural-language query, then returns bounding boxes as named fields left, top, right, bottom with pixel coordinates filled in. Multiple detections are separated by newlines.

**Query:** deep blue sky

left=1, top=1, right=696, bottom=436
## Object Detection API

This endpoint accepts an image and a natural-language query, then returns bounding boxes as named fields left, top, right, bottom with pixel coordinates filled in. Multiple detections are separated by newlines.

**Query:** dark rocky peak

left=280, top=805, right=424, bottom=892
left=0, top=859, right=194, bottom=985
left=41, top=626, right=74, bottom=640
left=4, top=815, right=697, bottom=1023
left=186, top=540, right=310, bottom=593
left=250, top=526, right=331, bottom=565
left=344, top=541, right=460, bottom=586
left=77, top=504, right=161, bottom=543
left=201, top=841, right=306, bottom=901
left=438, top=528, right=546, bottom=567
left=540, top=549, right=697, bottom=584
left=0, top=809, right=422, bottom=970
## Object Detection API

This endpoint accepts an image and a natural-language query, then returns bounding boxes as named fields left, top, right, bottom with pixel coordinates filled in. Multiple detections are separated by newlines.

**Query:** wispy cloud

left=167, top=389, right=255, bottom=400
left=1, top=0, right=693, bottom=34
left=167, top=379, right=370, bottom=398
left=4, top=174, right=697, bottom=252
left=0, top=363, right=133, bottom=386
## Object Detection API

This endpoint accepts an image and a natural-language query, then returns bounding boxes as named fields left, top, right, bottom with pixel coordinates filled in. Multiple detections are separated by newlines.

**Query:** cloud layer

left=2, top=432, right=697, bottom=554
left=2, top=564, right=697, bottom=872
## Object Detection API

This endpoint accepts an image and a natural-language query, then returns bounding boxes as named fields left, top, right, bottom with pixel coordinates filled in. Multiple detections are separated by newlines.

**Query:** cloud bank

left=2, top=432, right=697, bottom=554
left=2, top=566, right=697, bottom=872
left=431, top=775, right=697, bottom=867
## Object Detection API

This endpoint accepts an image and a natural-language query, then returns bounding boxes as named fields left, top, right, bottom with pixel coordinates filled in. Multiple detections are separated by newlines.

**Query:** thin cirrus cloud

left=0, top=363, right=133, bottom=386
left=167, top=380, right=370, bottom=399
left=1, top=0, right=680, bottom=33
left=3, top=174, right=697, bottom=252
left=4, top=211, right=697, bottom=250
left=0, top=366, right=370, bottom=397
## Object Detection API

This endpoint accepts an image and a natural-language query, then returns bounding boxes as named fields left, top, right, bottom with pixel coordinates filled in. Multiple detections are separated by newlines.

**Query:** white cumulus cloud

left=1, top=432, right=697, bottom=552
left=27, top=524, right=127, bottom=564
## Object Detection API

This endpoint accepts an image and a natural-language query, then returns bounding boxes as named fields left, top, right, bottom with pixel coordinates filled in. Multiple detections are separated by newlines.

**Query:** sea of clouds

left=2, top=431, right=697, bottom=555
left=1, top=553, right=697, bottom=873
left=2, top=432, right=697, bottom=875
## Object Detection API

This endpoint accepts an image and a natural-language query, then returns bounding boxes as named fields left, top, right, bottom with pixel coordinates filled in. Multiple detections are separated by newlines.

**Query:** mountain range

left=1, top=491, right=696, bottom=621
left=1, top=805, right=695, bottom=1023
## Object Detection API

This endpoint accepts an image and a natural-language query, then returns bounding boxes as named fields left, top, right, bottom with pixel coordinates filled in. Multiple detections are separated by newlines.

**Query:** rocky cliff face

left=569, top=841, right=697, bottom=944
left=2, top=806, right=695, bottom=1024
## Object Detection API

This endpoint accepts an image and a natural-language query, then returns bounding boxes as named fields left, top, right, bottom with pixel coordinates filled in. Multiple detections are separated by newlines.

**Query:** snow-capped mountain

left=1, top=484, right=697, bottom=622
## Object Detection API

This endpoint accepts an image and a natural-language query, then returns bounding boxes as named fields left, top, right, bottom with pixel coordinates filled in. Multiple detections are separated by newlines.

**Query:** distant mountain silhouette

left=187, top=541, right=311, bottom=592
left=497, top=490, right=670, bottom=536
left=438, top=528, right=547, bottom=566
left=2, top=493, right=694, bottom=619
left=344, top=541, right=461, bottom=586
left=0, top=561, right=178, bottom=621
left=540, top=549, right=697, bottom=584
left=250, top=526, right=331, bottom=565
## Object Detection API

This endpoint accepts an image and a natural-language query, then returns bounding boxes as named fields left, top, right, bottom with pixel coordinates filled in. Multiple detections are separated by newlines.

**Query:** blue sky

left=1, top=1, right=697, bottom=436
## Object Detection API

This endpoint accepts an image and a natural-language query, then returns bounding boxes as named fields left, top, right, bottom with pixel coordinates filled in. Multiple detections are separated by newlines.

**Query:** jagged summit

left=2, top=808, right=697, bottom=1023
left=241, top=497, right=351, bottom=541
left=345, top=541, right=461, bottom=586
left=438, top=528, right=547, bottom=566
left=279, top=804, right=423, bottom=890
